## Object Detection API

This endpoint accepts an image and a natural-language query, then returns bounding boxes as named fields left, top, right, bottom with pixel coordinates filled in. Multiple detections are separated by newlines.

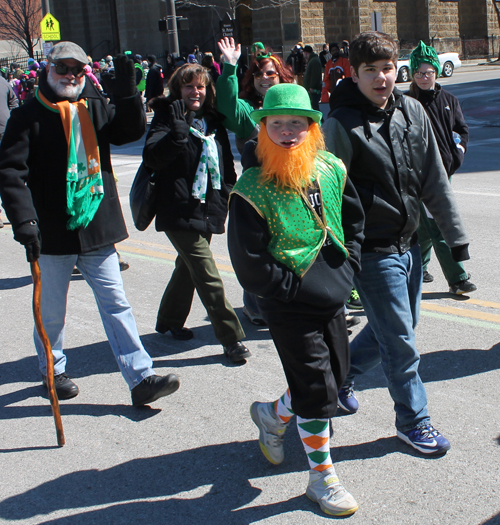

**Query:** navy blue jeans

left=346, top=244, right=430, bottom=432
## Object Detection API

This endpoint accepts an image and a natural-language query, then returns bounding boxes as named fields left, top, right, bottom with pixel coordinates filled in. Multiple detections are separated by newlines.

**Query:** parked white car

left=396, top=50, right=462, bottom=82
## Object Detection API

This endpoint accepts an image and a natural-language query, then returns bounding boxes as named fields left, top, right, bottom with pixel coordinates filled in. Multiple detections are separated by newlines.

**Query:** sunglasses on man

left=51, top=62, right=86, bottom=78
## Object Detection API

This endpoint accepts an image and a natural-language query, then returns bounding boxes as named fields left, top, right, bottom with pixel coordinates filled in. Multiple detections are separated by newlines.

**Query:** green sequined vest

left=231, top=150, right=349, bottom=277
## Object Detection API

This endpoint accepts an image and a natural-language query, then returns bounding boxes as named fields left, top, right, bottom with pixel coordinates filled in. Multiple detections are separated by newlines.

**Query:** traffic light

left=158, top=19, right=167, bottom=32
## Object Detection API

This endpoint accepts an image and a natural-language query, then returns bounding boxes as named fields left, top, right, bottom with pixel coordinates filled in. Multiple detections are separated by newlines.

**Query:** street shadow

left=0, top=385, right=161, bottom=423
left=0, top=330, right=231, bottom=390
left=350, top=342, right=500, bottom=392
left=481, top=512, right=500, bottom=525
left=36, top=496, right=308, bottom=525
left=0, top=436, right=307, bottom=523
left=0, top=275, right=33, bottom=290
left=421, top=291, right=470, bottom=302
left=0, top=429, right=436, bottom=524
left=0, top=273, right=95, bottom=290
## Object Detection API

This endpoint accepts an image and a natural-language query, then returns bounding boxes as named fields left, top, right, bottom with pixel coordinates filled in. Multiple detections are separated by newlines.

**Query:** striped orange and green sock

left=297, top=417, right=333, bottom=472
left=274, top=388, right=294, bottom=424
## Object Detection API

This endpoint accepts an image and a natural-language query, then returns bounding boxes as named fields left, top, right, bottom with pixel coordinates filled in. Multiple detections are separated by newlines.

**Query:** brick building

left=46, top=0, right=500, bottom=63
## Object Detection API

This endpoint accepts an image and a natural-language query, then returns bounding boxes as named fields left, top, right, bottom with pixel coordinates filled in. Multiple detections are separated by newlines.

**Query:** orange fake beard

left=256, top=121, right=325, bottom=192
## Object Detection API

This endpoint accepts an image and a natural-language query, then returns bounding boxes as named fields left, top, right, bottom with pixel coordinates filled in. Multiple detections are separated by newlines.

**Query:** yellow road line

left=422, top=292, right=500, bottom=311
left=120, top=242, right=500, bottom=324
left=118, top=245, right=235, bottom=273
left=121, top=237, right=233, bottom=261
left=421, top=302, right=500, bottom=324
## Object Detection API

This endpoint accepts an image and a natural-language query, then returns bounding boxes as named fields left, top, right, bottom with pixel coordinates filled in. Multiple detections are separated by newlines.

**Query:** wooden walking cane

left=30, top=260, right=65, bottom=447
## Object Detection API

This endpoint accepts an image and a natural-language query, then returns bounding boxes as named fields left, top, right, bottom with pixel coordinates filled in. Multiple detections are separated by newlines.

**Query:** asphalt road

left=1, top=65, right=500, bottom=524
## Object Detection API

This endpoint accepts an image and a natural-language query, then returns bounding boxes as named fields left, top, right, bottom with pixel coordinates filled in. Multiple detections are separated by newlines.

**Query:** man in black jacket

left=0, top=42, right=179, bottom=406
left=145, top=55, right=164, bottom=105
left=323, top=32, right=470, bottom=456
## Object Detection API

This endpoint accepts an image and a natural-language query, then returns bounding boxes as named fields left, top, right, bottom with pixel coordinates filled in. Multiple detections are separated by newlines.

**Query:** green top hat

left=251, top=84, right=323, bottom=124
left=409, top=41, right=441, bottom=76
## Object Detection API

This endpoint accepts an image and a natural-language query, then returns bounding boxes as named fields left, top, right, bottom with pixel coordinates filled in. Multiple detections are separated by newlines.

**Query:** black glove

left=14, top=220, right=41, bottom=262
left=169, top=100, right=195, bottom=142
left=101, top=55, right=137, bottom=98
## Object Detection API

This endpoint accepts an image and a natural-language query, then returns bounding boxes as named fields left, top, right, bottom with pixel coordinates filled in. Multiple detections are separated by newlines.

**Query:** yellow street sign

left=41, top=13, right=61, bottom=42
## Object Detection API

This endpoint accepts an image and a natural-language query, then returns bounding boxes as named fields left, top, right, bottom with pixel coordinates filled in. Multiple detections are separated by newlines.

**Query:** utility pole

left=165, top=0, right=179, bottom=56
left=109, top=0, right=121, bottom=55
left=42, top=0, right=50, bottom=15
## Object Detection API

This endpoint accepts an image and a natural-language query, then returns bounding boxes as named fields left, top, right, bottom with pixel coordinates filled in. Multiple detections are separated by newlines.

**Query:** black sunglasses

left=51, top=62, right=86, bottom=78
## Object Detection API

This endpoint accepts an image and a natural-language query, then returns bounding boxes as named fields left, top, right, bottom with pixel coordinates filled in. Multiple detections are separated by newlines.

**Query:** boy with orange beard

left=227, top=83, right=364, bottom=517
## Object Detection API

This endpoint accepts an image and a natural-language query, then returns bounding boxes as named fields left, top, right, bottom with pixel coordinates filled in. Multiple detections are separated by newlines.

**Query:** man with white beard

left=0, top=42, right=180, bottom=406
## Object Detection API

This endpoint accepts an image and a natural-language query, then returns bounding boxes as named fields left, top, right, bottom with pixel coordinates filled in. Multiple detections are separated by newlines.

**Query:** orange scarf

left=36, top=88, right=103, bottom=230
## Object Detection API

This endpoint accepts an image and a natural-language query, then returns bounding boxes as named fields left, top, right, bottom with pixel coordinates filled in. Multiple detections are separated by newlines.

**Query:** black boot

left=42, top=373, right=79, bottom=400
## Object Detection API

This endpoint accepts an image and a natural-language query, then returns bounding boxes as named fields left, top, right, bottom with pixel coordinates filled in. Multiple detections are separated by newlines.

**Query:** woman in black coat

left=143, top=63, right=248, bottom=363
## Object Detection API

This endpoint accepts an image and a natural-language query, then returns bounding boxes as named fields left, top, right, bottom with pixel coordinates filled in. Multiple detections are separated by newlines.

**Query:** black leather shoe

left=131, top=374, right=180, bottom=406
left=156, top=324, right=194, bottom=340
left=223, top=341, right=251, bottom=363
left=423, top=271, right=434, bottom=283
left=42, top=373, right=79, bottom=400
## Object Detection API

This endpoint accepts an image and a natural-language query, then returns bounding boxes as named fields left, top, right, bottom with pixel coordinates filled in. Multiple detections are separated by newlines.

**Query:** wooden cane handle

left=31, top=261, right=65, bottom=447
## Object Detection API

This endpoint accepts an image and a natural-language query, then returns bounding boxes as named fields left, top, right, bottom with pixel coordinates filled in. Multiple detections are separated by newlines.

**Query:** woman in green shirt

left=216, top=38, right=294, bottom=155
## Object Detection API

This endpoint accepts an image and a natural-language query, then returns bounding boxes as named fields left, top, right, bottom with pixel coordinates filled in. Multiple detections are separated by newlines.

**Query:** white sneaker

left=250, top=401, right=289, bottom=465
left=306, top=467, right=358, bottom=516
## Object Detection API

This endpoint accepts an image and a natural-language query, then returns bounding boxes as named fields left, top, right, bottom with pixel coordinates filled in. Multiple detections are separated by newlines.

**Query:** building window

left=371, top=12, right=382, bottom=32
left=284, top=23, right=300, bottom=42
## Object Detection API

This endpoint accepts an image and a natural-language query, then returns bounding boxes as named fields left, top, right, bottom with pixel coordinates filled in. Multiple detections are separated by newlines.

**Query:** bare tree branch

left=176, top=0, right=298, bottom=20
left=0, top=0, right=42, bottom=58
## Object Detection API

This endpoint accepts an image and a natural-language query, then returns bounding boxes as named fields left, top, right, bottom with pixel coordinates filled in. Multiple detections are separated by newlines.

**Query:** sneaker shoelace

left=350, top=289, right=360, bottom=300
left=341, top=383, right=355, bottom=398
left=417, top=424, right=440, bottom=439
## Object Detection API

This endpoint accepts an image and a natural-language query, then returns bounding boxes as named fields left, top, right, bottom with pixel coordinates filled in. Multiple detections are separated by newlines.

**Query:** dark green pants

left=417, top=202, right=467, bottom=286
left=157, top=230, right=245, bottom=346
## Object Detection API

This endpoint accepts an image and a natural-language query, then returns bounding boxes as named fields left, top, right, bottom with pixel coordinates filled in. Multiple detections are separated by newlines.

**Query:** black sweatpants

left=265, top=307, right=350, bottom=419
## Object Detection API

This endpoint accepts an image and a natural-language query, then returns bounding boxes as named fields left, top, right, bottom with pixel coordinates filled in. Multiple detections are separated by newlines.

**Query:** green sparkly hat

left=409, top=41, right=441, bottom=76
left=250, top=84, right=323, bottom=124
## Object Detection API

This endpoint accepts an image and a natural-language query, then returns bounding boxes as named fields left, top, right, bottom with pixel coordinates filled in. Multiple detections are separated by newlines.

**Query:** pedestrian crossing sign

left=41, top=13, right=61, bottom=42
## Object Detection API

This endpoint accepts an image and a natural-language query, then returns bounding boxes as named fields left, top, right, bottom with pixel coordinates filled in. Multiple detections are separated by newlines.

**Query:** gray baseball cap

left=47, top=42, right=88, bottom=65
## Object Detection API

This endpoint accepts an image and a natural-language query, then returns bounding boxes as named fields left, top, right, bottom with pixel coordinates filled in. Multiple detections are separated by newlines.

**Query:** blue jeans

left=34, top=246, right=155, bottom=389
left=346, top=244, right=430, bottom=432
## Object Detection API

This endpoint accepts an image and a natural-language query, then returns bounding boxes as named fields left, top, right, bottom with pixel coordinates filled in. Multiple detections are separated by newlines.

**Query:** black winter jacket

left=143, top=96, right=236, bottom=234
left=145, top=64, right=164, bottom=101
left=406, top=83, right=468, bottom=177
left=0, top=69, right=146, bottom=254
left=323, top=78, right=469, bottom=259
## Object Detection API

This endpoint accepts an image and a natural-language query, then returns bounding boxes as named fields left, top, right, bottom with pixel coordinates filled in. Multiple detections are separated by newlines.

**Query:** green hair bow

left=252, top=42, right=271, bottom=61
